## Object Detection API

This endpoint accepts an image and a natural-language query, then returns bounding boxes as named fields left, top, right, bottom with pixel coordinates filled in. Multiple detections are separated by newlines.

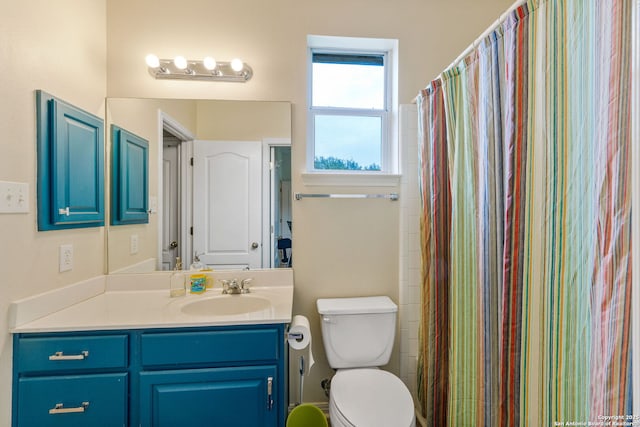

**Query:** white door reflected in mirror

left=193, top=141, right=262, bottom=270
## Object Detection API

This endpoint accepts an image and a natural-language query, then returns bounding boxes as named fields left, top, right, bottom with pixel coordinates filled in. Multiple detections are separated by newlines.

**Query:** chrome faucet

left=221, top=278, right=253, bottom=294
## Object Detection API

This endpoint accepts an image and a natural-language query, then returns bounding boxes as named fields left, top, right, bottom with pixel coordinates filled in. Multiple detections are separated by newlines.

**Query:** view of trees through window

left=314, top=156, right=381, bottom=171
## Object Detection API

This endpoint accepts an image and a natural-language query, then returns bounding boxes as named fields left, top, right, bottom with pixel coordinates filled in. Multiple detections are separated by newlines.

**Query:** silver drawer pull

left=267, top=377, right=274, bottom=411
left=49, top=401, right=89, bottom=414
left=48, top=350, right=89, bottom=361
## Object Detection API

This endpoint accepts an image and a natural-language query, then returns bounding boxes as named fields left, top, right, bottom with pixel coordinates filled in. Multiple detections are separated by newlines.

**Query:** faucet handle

left=240, top=278, right=253, bottom=293
left=220, top=279, right=232, bottom=294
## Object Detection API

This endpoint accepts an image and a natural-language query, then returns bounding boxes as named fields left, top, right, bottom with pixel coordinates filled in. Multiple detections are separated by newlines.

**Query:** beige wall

left=196, top=100, right=291, bottom=140
left=106, top=0, right=513, bottom=403
left=0, top=1, right=107, bottom=424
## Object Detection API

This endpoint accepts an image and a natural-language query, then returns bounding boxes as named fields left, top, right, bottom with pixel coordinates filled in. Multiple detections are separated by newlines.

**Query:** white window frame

left=304, top=35, right=400, bottom=186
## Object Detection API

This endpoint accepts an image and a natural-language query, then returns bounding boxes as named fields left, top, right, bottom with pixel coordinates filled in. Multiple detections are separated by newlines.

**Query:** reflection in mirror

left=106, top=98, right=291, bottom=274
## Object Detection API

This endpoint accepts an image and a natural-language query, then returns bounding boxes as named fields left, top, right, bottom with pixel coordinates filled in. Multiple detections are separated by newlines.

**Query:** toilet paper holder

left=287, top=332, right=304, bottom=341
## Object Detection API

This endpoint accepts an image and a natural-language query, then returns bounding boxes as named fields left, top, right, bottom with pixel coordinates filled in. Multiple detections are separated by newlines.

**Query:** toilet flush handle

left=322, top=316, right=335, bottom=324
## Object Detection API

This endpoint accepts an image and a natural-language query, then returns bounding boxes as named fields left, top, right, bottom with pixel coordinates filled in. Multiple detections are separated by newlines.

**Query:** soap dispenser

left=189, top=253, right=206, bottom=294
left=189, top=253, right=204, bottom=270
left=169, top=257, right=186, bottom=297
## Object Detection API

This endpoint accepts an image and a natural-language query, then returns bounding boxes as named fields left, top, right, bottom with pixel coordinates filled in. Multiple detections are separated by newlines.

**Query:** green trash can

left=286, top=403, right=329, bottom=427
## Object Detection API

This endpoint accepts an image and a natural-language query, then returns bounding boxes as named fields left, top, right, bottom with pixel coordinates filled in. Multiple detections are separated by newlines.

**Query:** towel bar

left=294, top=193, right=398, bottom=201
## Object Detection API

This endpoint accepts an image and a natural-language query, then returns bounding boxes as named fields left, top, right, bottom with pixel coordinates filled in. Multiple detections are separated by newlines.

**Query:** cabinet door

left=111, top=125, right=149, bottom=225
left=139, top=365, right=277, bottom=427
left=36, top=90, right=105, bottom=230
left=51, top=99, right=105, bottom=225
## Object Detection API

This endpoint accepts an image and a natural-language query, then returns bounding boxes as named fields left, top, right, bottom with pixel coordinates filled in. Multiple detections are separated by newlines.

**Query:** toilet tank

left=317, top=296, right=398, bottom=369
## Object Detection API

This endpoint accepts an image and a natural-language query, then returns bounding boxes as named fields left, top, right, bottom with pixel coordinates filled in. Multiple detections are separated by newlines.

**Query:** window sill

left=301, top=172, right=401, bottom=187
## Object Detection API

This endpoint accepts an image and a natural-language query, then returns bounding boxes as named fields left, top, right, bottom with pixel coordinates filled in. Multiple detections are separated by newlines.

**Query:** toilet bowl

left=329, top=368, right=415, bottom=427
left=317, top=296, right=416, bottom=427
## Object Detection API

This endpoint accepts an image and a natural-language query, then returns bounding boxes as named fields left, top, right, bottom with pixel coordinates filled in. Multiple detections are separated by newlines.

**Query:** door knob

left=169, top=241, right=178, bottom=249
left=251, top=242, right=259, bottom=249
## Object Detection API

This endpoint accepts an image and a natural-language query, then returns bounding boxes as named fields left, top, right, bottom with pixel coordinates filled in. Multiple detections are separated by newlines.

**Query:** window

left=308, top=37, right=396, bottom=176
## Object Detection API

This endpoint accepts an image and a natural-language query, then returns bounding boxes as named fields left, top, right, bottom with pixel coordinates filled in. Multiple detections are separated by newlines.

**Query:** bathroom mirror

left=106, top=98, right=292, bottom=274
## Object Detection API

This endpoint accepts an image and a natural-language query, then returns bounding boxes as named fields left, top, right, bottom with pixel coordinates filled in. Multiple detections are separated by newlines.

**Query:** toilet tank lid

left=317, top=296, right=398, bottom=315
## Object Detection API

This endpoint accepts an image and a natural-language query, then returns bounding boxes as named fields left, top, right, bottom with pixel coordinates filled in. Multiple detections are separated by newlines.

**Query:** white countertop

left=10, top=269, right=294, bottom=333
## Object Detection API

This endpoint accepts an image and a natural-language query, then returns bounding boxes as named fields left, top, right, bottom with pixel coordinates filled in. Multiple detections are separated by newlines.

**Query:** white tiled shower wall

left=399, top=103, right=421, bottom=398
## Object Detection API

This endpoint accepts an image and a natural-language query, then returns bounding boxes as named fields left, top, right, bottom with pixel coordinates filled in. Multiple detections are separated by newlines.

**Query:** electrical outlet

left=59, top=244, right=73, bottom=272
left=0, top=181, right=29, bottom=213
left=130, top=234, right=139, bottom=254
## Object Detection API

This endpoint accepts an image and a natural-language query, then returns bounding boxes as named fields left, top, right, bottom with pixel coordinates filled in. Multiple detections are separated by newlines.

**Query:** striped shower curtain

left=417, top=1, right=632, bottom=426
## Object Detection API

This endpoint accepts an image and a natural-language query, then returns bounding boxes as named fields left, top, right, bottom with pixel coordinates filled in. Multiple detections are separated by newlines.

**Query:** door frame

left=262, top=138, right=291, bottom=268
left=157, top=111, right=195, bottom=270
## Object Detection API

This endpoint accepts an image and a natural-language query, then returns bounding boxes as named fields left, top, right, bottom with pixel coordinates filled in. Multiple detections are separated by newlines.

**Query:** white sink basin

left=179, top=294, right=273, bottom=317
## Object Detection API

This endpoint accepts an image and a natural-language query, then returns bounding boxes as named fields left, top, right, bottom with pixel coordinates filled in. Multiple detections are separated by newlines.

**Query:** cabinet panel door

left=139, top=366, right=277, bottom=427
left=111, top=125, right=149, bottom=225
left=36, top=90, right=105, bottom=230
left=51, top=99, right=105, bottom=225
left=17, top=373, right=127, bottom=427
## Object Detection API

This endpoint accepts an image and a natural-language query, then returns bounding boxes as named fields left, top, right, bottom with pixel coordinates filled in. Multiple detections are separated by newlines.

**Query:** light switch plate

left=0, top=181, right=29, bottom=213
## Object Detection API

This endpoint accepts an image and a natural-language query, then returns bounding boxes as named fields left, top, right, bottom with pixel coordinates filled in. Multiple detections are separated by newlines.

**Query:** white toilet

left=317, top=296, right=416, bottom=427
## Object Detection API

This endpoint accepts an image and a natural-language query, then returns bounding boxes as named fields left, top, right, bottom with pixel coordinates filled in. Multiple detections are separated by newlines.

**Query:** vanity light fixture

left=145, top=54, right=253, bottom=82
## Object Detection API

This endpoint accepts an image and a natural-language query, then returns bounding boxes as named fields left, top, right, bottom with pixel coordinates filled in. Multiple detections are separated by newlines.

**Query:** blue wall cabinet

left=36, top=91, right=105, bottom=230
left=13, top=324, right=287, bottom=427
left=111, top=125, right=149, bottom=225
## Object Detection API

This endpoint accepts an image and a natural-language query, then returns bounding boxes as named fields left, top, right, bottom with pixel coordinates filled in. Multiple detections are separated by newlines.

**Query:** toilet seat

left=330, top=368, right=415, bottom=427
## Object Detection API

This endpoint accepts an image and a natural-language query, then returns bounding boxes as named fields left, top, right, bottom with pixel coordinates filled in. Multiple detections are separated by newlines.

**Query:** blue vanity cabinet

left=138, top=325, right=285, bottom=427
left=13, top=324, right=288, bottom=427
left=12, top=332, right=129, bottom=427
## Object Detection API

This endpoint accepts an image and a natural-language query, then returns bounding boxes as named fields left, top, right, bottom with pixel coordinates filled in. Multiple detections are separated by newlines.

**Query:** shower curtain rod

left=413, top=0, right=527, bottom=102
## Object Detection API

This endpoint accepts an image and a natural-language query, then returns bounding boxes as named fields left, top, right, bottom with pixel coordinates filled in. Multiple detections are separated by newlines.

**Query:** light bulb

left=231, top=58, right=243, bottom=72
left=203, top=56, right=217, bottom=70
left=145, top=54, right=160, bottom=68
left=174, top=56, right=188, bottom=70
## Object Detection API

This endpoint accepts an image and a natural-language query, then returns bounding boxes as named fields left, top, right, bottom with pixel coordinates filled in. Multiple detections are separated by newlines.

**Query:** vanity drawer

left=16, top=373, right=128, bottom=427
left=16, top=334, right=128, bottom=374
left=141, top=328, right=279, bottom=367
